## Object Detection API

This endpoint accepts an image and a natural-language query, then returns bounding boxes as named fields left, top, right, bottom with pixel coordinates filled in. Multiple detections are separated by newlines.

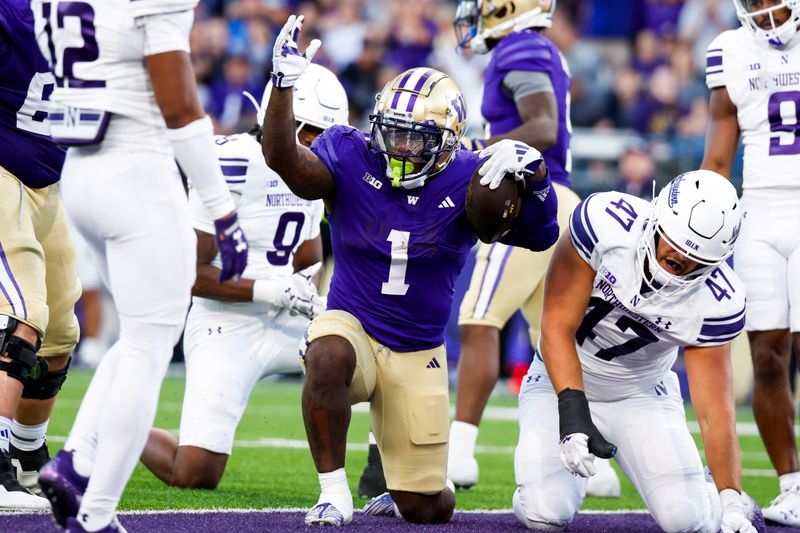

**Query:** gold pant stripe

left=471, top=242, right=514, bottom=321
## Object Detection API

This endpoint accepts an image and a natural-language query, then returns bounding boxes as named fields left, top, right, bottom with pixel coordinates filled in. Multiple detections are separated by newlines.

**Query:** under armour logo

left=233, top=229, right=247, bottom=253
left=655, top=317, right=672, bottom=330
left=426, top=357, right=441, bottom=369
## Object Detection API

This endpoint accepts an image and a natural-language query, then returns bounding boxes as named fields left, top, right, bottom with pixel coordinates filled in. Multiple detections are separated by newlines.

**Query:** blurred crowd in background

left=75, top=0, right=755, bottom=398
left=190, top=0, right=743, bottom=197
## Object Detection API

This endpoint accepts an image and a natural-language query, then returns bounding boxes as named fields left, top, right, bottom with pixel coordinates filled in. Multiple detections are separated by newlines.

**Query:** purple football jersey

left=482, top=30, right=571, bottom=188
left=0, top=0, right=64, bottom=188
left=312, top=125, right=480, bottom=351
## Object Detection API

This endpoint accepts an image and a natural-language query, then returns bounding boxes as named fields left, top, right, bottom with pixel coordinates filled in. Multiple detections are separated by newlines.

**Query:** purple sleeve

left=495, top=33, right=554, bottom=75
left=500, top=171, right=559, bottom=251
left=309, top=124, right=354, bottom=178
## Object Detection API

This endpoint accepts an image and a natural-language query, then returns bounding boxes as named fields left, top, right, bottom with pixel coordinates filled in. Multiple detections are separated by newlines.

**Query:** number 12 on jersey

left=381, top=230, right=410, bottom=296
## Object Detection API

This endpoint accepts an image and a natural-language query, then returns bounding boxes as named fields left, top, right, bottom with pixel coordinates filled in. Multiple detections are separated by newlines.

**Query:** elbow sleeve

left=167, top=116, right=235, bottom=220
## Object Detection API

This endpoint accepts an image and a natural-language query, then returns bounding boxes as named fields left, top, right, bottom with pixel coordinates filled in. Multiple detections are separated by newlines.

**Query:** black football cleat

left=358, top=444, right=387, bottom=499
left=0, top=447, right=50, bottom=510
left=10, top=441, right=51, bottom=496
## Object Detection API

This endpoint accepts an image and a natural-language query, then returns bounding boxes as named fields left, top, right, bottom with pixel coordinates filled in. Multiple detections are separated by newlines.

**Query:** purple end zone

left=3, top=511, right=800, bottom=533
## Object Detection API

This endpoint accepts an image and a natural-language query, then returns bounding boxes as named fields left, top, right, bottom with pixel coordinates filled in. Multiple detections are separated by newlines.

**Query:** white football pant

left=514, top=369, right=720, bottom=532
left=60, top=117, right=196, bottom=530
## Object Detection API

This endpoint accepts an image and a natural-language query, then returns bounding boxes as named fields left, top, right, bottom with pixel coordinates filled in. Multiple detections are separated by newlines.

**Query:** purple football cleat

left=65, top=516, right=127, bottom=533
left=38, top=450, right=89, bottom=528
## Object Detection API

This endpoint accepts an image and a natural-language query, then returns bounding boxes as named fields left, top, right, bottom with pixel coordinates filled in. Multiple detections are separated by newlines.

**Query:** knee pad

left=0, top=316, right=39, bottom=385
left=512, top=489, right=569, bottom=531
left=22, top=356, right=72, bottom=400
left=650, top=480, right=720, bottom=533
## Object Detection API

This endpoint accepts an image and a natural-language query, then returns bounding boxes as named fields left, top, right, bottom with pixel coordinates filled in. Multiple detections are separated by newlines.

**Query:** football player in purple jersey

left=411, top=0, right=618, bottom=497
left=263, top=15, right=560, bottom=527
left=0, top=0, right=79, bottom=510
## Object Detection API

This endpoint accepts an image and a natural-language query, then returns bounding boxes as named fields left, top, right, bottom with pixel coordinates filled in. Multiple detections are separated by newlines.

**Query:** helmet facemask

left=454, top=0, right=555, bottom=54
left=369, top=115, right=458, bottom=189
left=734, top=0, right=800, bottom=48
left=636, top=217, right=727, bottom=301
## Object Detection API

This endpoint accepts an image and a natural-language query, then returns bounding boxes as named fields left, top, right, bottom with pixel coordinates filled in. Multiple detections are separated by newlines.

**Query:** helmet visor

left=368, top=113, right=456, bottom=185
left=454, top=0, right=480, bottom=49
left=369, top=116, right=448, bottom=160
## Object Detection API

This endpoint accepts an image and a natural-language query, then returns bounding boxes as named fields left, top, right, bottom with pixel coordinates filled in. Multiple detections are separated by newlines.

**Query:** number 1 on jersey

left=381, top=229, right=410, bottom=296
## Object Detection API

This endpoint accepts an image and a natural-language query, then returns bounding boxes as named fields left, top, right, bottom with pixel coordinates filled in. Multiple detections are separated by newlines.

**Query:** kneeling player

left=139, top=64, right=342, bottom=489
left=514, top=171, right=758, bottom=532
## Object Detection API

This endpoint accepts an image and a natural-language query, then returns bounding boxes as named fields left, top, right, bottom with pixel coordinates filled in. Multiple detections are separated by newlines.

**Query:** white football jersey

left=559, top=192, right=746, bottom=401
left=32, top=0, right=195, bottom=131
left=188, top=133, right=323, bottom=284
left=706, top=28, right=800, bottom=191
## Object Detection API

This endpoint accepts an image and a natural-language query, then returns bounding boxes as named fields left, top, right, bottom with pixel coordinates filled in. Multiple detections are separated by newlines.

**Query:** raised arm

left=262, top=15, right=334, bottom=201
left=700, top=87, right=740, bottom=178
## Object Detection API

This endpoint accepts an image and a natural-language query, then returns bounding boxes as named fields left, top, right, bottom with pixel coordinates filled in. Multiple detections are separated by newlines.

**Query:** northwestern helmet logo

left=667, top=175, right=685, bottom=208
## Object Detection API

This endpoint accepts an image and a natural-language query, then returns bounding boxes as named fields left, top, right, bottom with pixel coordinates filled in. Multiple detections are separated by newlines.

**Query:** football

left=466, top=165, right=525, bottom=244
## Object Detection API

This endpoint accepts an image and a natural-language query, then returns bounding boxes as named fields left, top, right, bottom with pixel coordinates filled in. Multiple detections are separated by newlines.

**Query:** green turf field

left=47, top=369, right=786, bottom=511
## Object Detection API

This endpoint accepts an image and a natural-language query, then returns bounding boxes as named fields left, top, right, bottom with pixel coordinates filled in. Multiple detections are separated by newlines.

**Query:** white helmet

left=245, top=63, right=349, bottom=135
left=733, top=0, right=800, bottom=48
left=636, top=170, right=742, bottom=299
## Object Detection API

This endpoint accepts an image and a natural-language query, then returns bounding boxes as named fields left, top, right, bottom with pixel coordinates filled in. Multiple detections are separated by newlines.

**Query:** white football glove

left=252, top=262, right=326, bottom=320
left=559, top=432, right=597, bottom=478
left=720, top=489, right=757, bottom=533
left=271, top=14, right=321, bottom=89
left=478, top=139, right=544, bottom=190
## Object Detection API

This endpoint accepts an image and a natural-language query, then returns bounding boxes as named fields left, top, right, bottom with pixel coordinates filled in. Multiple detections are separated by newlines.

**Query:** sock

left=76, top=321, right=178, bottom=531
left=0, top=416, right=11, bottom=453
left=779, top=471, right=800, bottom=493
left=449, top=420, right=479, bottom=458
left=66, top=338, right=124, bottom=479
left=316, top=468, right=353, bottom=517
left=10, top=420, right=48, bottom=451
left=368, top=431, right=377, bottom=446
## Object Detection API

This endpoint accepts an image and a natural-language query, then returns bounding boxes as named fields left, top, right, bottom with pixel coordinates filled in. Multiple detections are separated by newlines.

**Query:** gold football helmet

left=454, top=0, right=557, bottom=54
left=369, top=68, right=467, bottom=189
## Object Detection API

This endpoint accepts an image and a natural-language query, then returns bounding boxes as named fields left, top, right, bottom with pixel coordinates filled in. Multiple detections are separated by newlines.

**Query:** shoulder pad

left=570, top=192, right=647, bottom=267
left=495, top=31, right=553, bottom=73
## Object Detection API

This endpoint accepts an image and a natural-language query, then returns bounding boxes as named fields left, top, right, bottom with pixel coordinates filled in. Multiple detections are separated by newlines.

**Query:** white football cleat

left=363, top=492, right=400, bottom=518
left=763, top=486, right=800, bottom=527
left=585, top=458, right=620, bottom=498
left=304, top=501, right=352, bottom=526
